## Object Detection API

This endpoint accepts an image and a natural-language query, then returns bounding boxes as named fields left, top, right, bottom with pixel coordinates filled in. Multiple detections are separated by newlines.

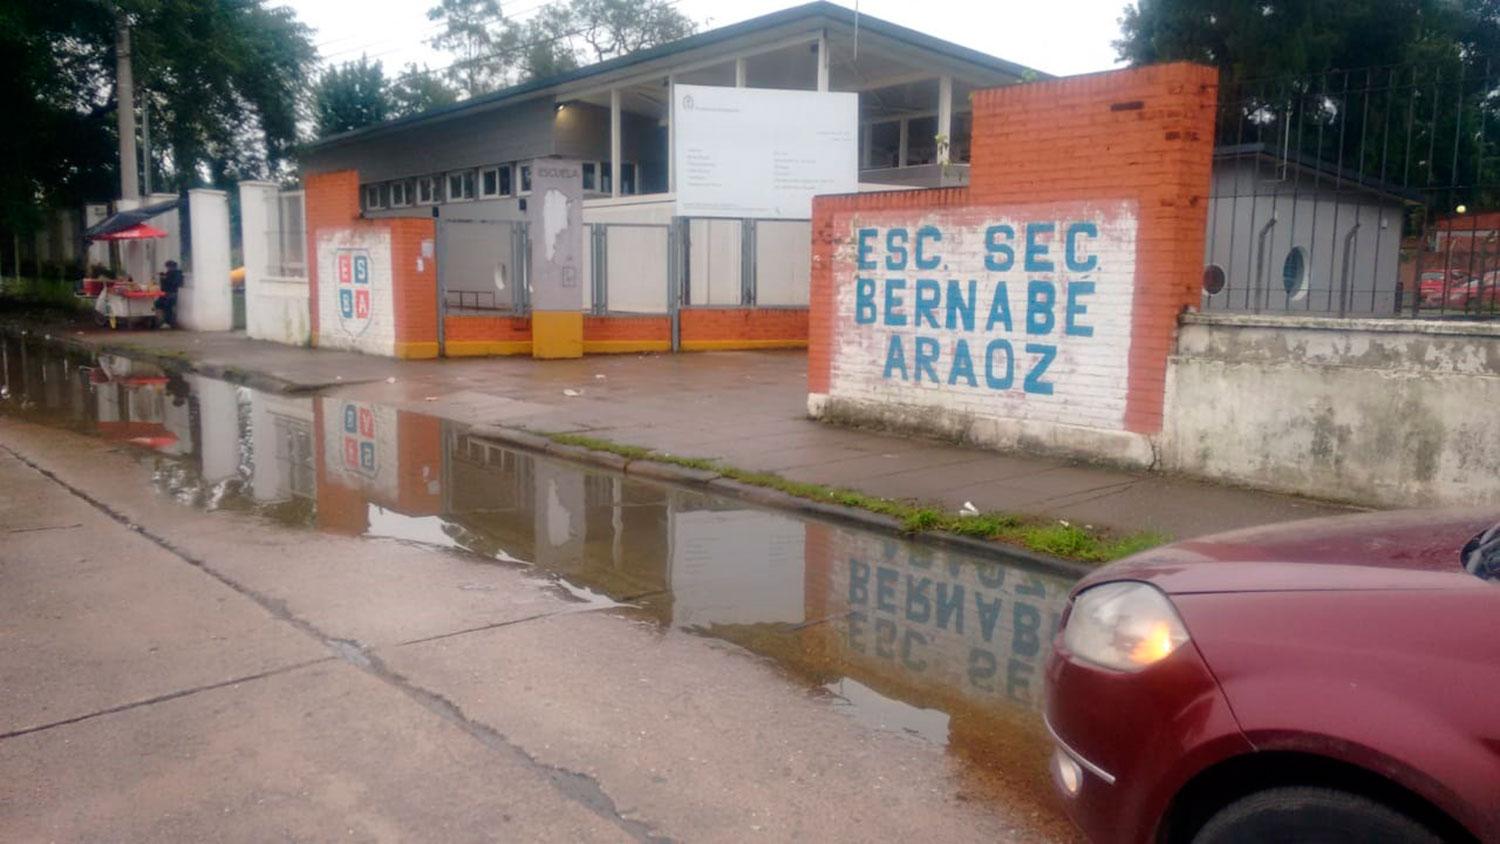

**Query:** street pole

left=141, top=91, right=152, bottom=195
left=115, top=11, right=139, bottom=200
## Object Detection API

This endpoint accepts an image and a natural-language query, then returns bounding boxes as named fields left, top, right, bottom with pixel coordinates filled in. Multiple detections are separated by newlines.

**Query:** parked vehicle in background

left=1044, top=509, right=1500, bottom=843
left=1418, top=269, right=1471, bottom=308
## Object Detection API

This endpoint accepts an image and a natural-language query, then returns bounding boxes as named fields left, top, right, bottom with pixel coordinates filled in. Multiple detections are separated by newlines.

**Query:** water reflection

left=1, top=335, right=1078, bottom=823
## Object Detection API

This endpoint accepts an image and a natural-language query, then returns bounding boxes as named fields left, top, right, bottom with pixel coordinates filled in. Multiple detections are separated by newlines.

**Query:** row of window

left=362, top=160, right=642, bottom=211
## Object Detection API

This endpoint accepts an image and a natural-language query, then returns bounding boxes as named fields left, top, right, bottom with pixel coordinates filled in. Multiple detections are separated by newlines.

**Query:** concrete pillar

left=816, top=30, right=829, bottom=92
left=937, top=75, right=953, bottom=165
left=179, top=188, right=233, bottom=331
left=239, top=181, right=276, bottom=342
left=610, top=89, right=621, bottom=199
left=527, top=159, right=584, bottom=359
left=189, top=374, right=242, bottom=484
left=667, top=75, right=676, bottom=193
left=735, top=58, right=746, bottom=87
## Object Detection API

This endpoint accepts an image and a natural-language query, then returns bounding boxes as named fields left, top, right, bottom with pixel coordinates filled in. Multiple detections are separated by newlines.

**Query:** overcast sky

left=288, top=0, right=1128, bottom=80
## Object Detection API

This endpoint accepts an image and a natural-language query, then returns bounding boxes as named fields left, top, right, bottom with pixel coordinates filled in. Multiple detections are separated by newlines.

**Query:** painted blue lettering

left=876, top=566, right=899, bottom=613
left=984, top=224, right=1014, bottom=271
left=854, top=277, right=877, bottom=324
left=1024, top=343, right=1057, bottom=395
left=875, top=618, right=897, bottom=659
left=948, top=339, right=977, bottom=387
left=885, top=228, right=909, bottom=270
left=906, top=576, right=932, bottom=623
left=1065, top=281, right=1095, bottom=337
left=985, top=282, right=1013, bottom=332
left=1006, top=658, right=1034, bottom=703
left=976, top=592, right=1004, bottom=644
left=1065, top=221, right=1099, bottom=272
left=1013, top=602, right=1042, bottom=657
left=883, top=334, right=908, bottom=380
left=913, top=279, right=942, bottom=328
left=883, top=278, right=907, bottom=327
left=856, top=227, right=878, bottom=270
left=1026, top=280, right=1056, bottom=335
left=945, top=280, right=976, bottom=330
left=913, top=336, right=940, bottom=383
left=915, top=225, right=942, bottom=269
left=847, top=610, right=867, bottom=653
left=968, top=648, right=998, bottom=692
left=902, top=630, right=928, bottom=672
left=849, top=559, right=870, bottom=604
left=1025, top=222, right=1055, bottom=272
left=985, top=339, right=1015, bottom=390
left=935, top=582, right=965, bottom=633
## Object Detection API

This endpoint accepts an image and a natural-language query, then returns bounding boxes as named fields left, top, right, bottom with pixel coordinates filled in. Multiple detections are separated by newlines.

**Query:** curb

left=466, top=425, right=1093, bottom=581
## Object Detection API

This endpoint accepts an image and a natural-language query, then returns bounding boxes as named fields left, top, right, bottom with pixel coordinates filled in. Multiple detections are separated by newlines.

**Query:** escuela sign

left=826, top=201, right=1140, bottom=436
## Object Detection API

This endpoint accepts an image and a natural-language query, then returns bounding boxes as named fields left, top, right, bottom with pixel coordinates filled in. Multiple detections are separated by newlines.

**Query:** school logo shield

left=335, top=248, right=373, bottom=336
left=340, top=402, right=378, bottom=479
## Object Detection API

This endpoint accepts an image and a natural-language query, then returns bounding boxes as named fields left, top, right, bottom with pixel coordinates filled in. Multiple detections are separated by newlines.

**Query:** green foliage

left=566, top=0, right=697, bottom=64
left=426, top=0, right=506, bottom=97
left=1116, top=0, right=1500, bottom=88
left=313, top=57, right=390, bottom=139
left=0, top=277, right=88, bottom=312
left=539, top=431, right=1167, bottom=563
left=389, top=64, right=460, bottom=117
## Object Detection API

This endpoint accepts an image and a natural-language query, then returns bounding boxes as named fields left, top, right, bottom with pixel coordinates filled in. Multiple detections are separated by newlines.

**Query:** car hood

left=1083, top=508, right=1500, bottom=595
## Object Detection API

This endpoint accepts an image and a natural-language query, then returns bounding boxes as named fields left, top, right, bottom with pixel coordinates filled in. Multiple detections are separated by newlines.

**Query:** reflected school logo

left=340, top=402, right=378, bottom=478
left=335, top=249, right=372, bottom=335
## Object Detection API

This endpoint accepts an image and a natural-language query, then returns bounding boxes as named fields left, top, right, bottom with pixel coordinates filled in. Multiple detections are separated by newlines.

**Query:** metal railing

left=1205, top=62, right=1500, bottom=319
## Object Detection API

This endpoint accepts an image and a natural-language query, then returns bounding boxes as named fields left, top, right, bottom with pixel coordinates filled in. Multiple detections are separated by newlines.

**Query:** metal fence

left=269, top=191, right=306, bottom=279
left=1206, top=62, right=1500, bottom=319
left=436, top=218, right=529, bottom=313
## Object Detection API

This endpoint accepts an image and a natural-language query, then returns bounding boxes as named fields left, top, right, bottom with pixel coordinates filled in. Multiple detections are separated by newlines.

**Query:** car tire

left=1193, top=786, right=1442, bottom=844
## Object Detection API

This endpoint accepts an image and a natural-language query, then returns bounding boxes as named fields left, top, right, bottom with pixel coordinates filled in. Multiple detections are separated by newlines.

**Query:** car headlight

left=1063, top=581, right=1189, bottom=672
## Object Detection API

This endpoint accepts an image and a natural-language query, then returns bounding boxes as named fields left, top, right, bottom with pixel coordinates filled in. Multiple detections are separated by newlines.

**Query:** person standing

left=156, top=260, right=183, bottom=328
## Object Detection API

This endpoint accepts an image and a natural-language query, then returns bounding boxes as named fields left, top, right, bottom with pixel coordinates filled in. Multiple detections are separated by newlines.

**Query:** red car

left=1418, top=270, right=1470, bottom=308
left=1045, top=509, right=1500, bottom=843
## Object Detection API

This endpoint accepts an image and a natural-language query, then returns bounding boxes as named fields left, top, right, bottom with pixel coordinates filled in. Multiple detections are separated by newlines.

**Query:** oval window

left=1202, top=264, right=1227, bottom=295
left=1282, top=247, right=1308, bottom=295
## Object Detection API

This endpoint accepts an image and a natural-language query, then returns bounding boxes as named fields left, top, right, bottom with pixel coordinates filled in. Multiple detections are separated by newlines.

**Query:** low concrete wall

left=1163, top=313, right=1500, bottom=507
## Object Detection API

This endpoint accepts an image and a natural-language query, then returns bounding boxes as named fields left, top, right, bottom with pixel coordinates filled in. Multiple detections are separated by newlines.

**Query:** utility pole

left=141, top=91, right=152, bottom=195
left=115, top=11, right=139, bottom=200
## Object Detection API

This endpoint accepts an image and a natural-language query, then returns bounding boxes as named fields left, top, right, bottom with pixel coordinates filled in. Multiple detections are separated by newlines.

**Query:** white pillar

left=667, top=75, right=677, bottom=193
left=610, top=89, right=622, bottom=199
left=239, top=181, right=276, bottom=340
left=898, top=120, right=909, bottom=168
left=816, top=30, right=830, bottom=92
left=937, top=75, right=953, bottom=165
left=735, top=57, right=746, bottom=87
left=179, top=188, right=233, bottom=332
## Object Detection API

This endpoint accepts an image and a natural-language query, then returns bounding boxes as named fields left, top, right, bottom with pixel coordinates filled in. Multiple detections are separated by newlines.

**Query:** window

left=950, top=113, right=973, bottom=164
left=416, top=176, right=437, bottom=205
left=447, top=170, right=475, bottom=202
left=1282, top=247, right=1308, bottom=297
left=906, top=116, right=939, bottom=166
left=498, top=164, right=512, bottom=196
left=599, top=162, right=610, bottom=194
left=480, top=167, right=501, bottom=198
left=865, top=120, right=900, bottom=169
left=362, top=184, right=385, bottom=210
left=520, top=164, right=532, bottom=194
left=620, top=162, right=637, bottom=195
left=1202, top=264, right=1227, bottom=295
left=389, top=180, right=412, bottom=207
left=582, top=162, right=596, bottom=191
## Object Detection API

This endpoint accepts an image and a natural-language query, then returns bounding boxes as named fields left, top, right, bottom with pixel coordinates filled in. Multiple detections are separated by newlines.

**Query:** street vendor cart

left=80, top=221, right=170, bottom=329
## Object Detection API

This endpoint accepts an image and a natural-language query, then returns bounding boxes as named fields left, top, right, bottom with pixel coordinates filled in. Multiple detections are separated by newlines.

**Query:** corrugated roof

left=304, top=1, right=1043, bottom=153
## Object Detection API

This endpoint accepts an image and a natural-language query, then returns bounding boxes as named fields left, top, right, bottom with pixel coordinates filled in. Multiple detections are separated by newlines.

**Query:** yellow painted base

left=532, top=310, right=584, bottom=359
left=394, top=340, right=440, bottom=359
left=680, top=338, right=808, bottom=351
left=444, top=340, right=533, bottom=357
left=582, top=339, right=673, bottom=355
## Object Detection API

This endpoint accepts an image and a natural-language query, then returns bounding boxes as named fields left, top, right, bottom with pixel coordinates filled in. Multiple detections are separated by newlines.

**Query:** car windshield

left=1462, top=523, right=1500, bottom=581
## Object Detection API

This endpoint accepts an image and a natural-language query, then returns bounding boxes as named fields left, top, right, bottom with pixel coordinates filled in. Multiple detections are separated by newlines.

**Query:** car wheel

left=1193, top=786, right=1442, bottom=844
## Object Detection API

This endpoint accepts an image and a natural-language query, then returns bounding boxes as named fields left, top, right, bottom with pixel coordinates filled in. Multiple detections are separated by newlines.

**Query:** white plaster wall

left=241, top=182, right=311, bottom=346
left=178, top=189, right=233, bottom=332
left=817, top=200, right=1151, bottom=465
left=1164, top=313, right=1500, bottom=507
left=314, top=228, right=395, bottom=356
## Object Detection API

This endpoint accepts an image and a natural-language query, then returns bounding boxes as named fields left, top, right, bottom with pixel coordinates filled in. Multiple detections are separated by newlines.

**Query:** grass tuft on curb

left=546, top=432, right=1167, bottom=563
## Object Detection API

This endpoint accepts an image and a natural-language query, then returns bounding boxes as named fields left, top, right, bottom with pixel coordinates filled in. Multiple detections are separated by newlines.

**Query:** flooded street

left=1, top=334, right=1080, bottom=840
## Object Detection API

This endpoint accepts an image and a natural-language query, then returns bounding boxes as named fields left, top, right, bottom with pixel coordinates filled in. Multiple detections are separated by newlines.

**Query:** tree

left=390, top=64, right=460, bottom=117
left=0, top=0, right=315, bottom=240
left=502, top=4, right=579, bottom=82
left=1115, top=0, right=1500, bottom=90
left=427, top=0, right=507, bottom=98
left=313, top=57, right=390, bottom=138
left=566, top=0, right=696, bottom=63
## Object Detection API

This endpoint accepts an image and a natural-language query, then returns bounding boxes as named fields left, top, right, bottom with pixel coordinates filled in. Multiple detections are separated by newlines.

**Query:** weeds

left=537, top=431, right=1168, bottom=564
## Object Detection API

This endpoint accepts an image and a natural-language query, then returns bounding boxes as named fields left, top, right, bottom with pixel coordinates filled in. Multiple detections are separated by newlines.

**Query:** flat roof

left=305, top=1, right=1045, bottom=153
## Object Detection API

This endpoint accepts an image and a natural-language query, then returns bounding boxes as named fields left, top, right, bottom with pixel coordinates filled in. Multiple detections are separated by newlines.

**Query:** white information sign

left=673, top=84, right=858, bottom=219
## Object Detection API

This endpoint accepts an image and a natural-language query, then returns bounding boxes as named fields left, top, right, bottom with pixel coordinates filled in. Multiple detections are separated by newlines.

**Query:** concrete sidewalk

left=32, top=325, right=1356, bottom=539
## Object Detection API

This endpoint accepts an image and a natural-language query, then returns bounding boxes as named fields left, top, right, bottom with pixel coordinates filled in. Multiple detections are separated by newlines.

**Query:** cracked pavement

left=0, top=418, right=1071, bottom=842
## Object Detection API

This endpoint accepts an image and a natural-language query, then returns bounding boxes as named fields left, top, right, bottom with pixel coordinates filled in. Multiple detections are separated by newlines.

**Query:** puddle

left=1, top=334, right=1078, bottom=825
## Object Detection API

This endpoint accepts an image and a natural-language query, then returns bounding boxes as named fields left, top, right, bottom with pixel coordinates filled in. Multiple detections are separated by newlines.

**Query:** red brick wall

left=584, top=314, right=670, bottom=341
left=304, top=171, right=360, bottom=343
left=809, top=63, right=1217, bottom=439
left=680, top=307, right=808, bottom=349
left=445, top=315, right=533, bottom=342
